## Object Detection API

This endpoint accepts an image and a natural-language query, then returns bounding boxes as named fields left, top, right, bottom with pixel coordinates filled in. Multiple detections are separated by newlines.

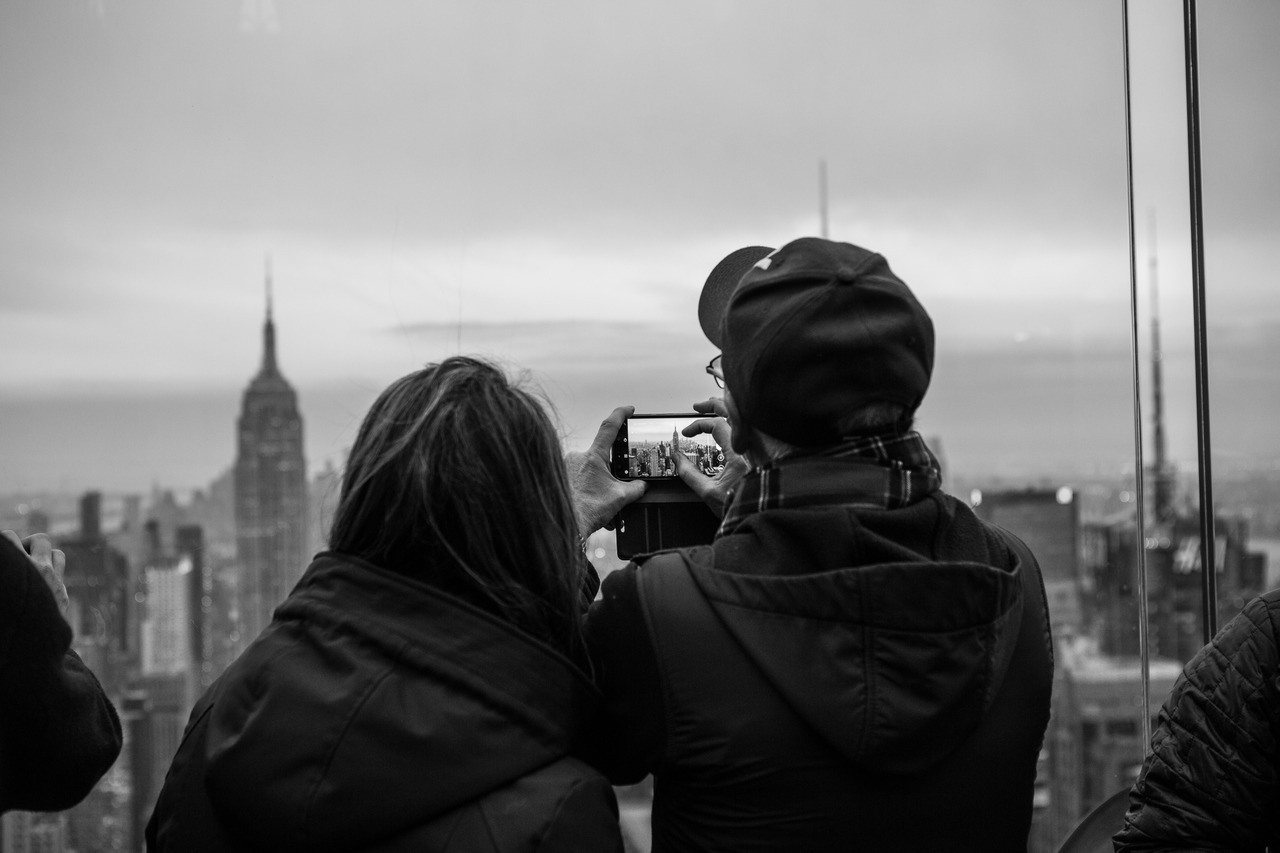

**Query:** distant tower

left=234, top=259, right=307, bottom=647
left=818, top=158, right=829, bottom=239
left=1148, top=214, right=1176, bottom=526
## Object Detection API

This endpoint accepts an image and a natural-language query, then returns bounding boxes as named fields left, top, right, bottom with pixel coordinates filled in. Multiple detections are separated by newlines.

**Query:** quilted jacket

left=1114, top=588, right=1280, bottom=852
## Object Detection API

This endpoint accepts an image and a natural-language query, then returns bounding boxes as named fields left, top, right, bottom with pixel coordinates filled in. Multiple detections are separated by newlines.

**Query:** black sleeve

left=578, top=563, right=666, bottom=785
left=0, top=536, right=124, bottom=813
left=1114, top=594, right=1280, bottom=852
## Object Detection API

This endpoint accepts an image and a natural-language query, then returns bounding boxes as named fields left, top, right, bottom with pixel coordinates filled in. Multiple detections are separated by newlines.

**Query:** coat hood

left=680, top=495, right=1024, bottom=775
left=200, top=554, right=599, bottom=852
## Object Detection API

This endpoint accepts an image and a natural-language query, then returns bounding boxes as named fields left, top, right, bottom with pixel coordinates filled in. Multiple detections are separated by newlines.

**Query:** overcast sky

left=2, top=0, right=1278, bottom=494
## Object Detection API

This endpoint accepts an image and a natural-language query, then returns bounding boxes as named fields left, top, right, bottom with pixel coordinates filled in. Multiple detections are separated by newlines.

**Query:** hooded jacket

left=583, top=489, right=1053, bottom=852
left=146, top=553, right=622, bottom=853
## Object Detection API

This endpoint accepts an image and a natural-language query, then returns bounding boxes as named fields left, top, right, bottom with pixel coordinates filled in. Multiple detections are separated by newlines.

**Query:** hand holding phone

left=610, top=413, right=726, bottom=481
left=565, top=406, right=647, bottom=538
left=604, top=406, right=742, bottom=558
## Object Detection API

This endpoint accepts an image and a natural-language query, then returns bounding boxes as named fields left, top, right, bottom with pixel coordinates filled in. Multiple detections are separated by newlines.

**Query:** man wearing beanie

left=572, top=238, right=1054, bottom=851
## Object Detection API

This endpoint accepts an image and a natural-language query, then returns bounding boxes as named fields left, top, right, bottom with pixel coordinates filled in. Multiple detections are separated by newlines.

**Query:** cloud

left=387, top=319, right=711, bottom=383
left=0, top=0, right=1202, bottom=246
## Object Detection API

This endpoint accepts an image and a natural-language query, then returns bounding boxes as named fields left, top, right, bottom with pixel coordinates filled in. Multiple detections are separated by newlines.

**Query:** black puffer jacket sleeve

left=1113, top=590, right=1280, bottom=852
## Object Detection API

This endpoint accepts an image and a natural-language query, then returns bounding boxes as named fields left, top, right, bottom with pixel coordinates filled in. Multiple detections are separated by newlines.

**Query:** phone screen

left=612, top=413, right=726, bottom=480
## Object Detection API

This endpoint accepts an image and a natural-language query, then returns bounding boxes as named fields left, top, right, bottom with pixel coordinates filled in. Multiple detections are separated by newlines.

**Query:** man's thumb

left=674, top=452, right=705, bottom=494
left=624, top=478, right=647, bottom=502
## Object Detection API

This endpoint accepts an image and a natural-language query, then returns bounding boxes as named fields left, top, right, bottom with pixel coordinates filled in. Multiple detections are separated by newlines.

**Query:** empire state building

left=234, top=267, right=307, bottom=647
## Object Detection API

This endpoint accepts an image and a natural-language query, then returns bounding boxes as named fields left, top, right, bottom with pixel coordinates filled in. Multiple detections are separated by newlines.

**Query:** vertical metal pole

left=1182, top=0, right=1217, bottom=643
left=1119, top=0, right=1152, bottom=751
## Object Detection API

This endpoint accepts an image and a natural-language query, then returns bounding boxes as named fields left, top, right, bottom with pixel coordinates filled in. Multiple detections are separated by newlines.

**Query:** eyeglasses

left=705, top=354, right=725, bottom=389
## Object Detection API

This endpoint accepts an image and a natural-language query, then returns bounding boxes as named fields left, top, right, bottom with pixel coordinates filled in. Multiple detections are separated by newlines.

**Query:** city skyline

left=4, top=311, right=1276, bottom=494
left=625, top=419, right=720, bottom=451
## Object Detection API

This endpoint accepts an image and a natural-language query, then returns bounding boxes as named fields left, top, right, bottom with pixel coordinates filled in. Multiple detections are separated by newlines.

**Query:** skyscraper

left=60, top=490, right=131, bottom=686
left=234, top=262, right=307, bottom=647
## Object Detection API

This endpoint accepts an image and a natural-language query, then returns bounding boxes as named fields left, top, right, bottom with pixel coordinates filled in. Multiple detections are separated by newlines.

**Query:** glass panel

left=1, top=3, right=1275, bottom=852
left=1193, top=5, right=1280, bottom=628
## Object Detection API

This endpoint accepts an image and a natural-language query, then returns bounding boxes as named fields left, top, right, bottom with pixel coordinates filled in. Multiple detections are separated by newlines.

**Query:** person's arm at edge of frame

left=1113, top=592, right=1280, bottom=852
left=0, top=531, right=123, bottom=814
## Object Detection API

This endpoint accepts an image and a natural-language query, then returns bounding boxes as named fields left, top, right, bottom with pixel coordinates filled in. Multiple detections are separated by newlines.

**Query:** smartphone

left=611, top=412, right=726, bottom=481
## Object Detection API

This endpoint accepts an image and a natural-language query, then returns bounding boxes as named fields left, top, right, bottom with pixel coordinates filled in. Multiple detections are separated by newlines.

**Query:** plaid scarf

left=719, top=431, right=943, bottom=537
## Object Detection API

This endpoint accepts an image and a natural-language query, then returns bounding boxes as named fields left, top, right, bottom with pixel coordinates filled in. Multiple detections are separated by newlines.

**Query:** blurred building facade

left=974, top=479, right=1268, bottom=853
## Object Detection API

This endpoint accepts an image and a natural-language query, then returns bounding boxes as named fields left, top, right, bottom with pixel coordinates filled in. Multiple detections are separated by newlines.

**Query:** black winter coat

left=146, top=553, right=623, bottom=853
left=584, top=490, right=1054, bottom=852
left=1114, top=589, right=1280, bottom=852
left=0, top=535, right=122, bottom=813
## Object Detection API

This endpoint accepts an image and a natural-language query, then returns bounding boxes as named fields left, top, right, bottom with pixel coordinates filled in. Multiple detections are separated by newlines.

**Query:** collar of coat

left=719, top=430, right=942, bottom=536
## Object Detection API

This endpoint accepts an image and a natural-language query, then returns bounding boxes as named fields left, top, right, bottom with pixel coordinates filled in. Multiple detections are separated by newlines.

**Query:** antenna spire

left=261, top=255, right=278, bottom=375
left=818, top=158, right=829, bottom=239
left=1149, top=211, right=1173, bottom=524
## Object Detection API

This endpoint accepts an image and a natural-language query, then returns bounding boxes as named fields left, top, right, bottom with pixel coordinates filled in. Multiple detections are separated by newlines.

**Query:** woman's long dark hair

left=328, top=356, right=585, bottom=655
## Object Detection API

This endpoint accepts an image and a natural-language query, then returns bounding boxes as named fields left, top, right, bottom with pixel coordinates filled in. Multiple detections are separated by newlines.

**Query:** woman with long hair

left=147, top=356, right=624, bottom=852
